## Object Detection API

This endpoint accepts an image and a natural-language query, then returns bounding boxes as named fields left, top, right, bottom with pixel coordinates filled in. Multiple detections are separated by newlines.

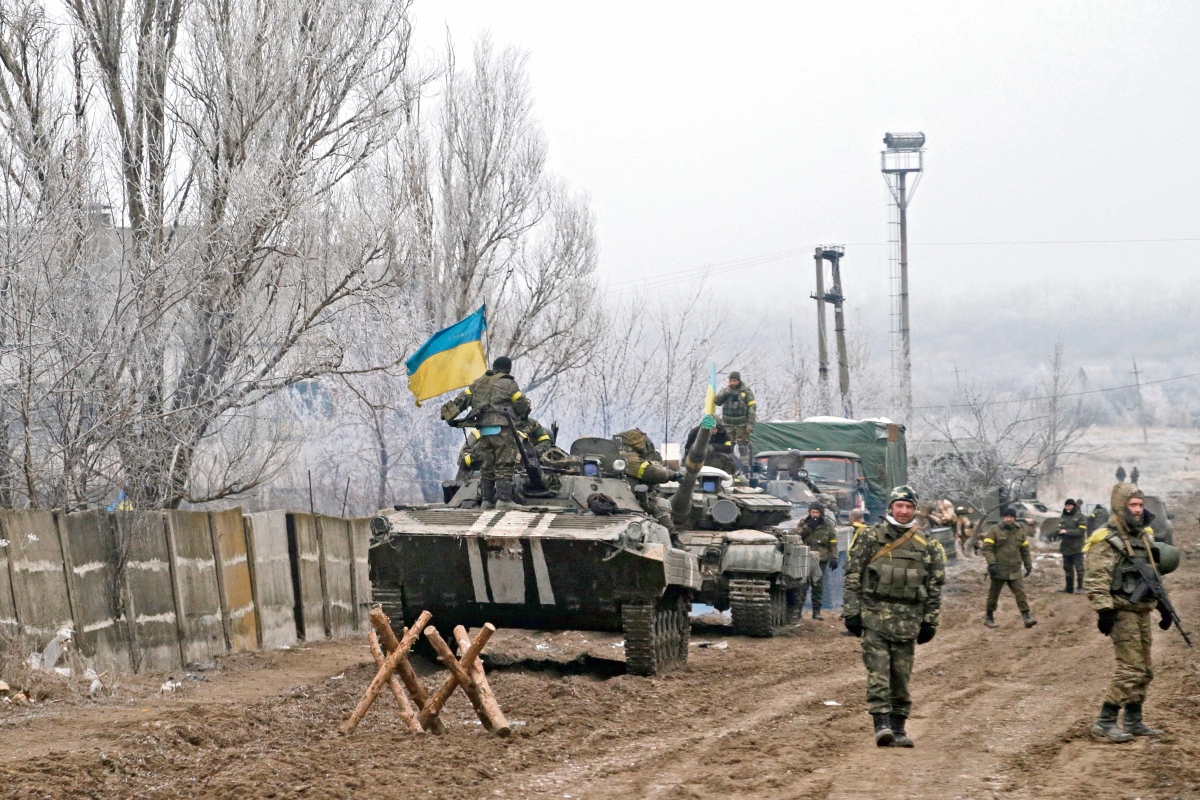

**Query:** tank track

left=729, top=579, right=788, bottom=637
left=622, top=591, right=690, bottom=676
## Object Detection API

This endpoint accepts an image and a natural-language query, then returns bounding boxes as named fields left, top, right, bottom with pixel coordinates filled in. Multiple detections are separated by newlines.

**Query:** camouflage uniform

left=1084, top=484, right=1164, bottom=714
left=1057, top=505, right=1088, bottom=593
left=844, top=516, right=946, bottom=720
left=441, top=370, right=530, bottom=481
left=1086, top=505, right=1110, bottom=534
left=616, top=429, right=676, bottom=531
left=456, top=428, right=485, bottom=481
left=517, top=416, right=554, bottom=455
left=799, top=512, right=839, bottom=616
left=981, top=521, right=1033, bottom=616
left=715, top=375, right=756, bottom=464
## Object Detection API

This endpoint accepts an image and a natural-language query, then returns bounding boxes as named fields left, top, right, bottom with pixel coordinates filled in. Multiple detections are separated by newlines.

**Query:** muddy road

left=3, top=513, right=1199, bottom=800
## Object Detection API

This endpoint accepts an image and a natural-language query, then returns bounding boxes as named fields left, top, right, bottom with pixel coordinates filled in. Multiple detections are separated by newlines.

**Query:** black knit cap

left=492, top=356, right=512, bottom=372
left=1001, top=507, right=1017, bottom=518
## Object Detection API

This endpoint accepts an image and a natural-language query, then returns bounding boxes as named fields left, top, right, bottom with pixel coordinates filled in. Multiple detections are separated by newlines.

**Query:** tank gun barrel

left=671, top=418, right=713, bottom=525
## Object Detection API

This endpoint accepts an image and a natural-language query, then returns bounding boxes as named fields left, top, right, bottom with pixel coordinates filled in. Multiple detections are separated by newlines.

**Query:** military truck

left=369, top=434, right=702, bottom=676
left=656, top=463, right=809, bottom=637
left=752, top=417, right=907, bottom=522
left=751, top=449, right=864, bottom=522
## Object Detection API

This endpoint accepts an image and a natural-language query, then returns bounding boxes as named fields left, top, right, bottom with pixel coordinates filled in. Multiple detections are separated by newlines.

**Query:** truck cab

left=752, top=449, right=865, bottom=522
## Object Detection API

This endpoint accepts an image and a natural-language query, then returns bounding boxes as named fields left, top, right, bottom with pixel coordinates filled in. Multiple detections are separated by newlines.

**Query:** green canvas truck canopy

left=751, top=418, right=908, bottom=516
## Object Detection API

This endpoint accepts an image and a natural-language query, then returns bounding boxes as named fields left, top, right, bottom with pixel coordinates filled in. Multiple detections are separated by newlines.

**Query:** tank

left=368, top=435, right=702, bottom=676
left=660, top=425, right=816, bottom=637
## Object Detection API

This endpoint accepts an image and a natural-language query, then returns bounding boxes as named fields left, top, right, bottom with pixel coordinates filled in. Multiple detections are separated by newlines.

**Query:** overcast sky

left=411, top=1, right=1200, bottom=388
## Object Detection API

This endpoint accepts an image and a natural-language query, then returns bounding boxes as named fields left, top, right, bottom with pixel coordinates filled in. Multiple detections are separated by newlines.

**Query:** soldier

left=843, top=485, right=946, bottom=748
left=684, top=422, right=741, bottom=477
left=1116, top=465, right=1127, bottom=483
left=1087, top=503, right=1110, bottom=534
left=517, top=414, right=554, bottom=455
left=441, top=356, right=531, bottom=510
left=799, top=502, right=839, bottom=620
left=1056, top=498, right=1087, bottom=594
left=849, top=508, right=869, bottom=549
left=1084, top=482, right=1173, bottom=742
left=715, top=372, right=756, bottom=467
left=455, top=428, right=484, bottom=482
left=981, top=508, right=1037, bottom=629
left=615, top=428, right=679, bottom=531
left=954, top=505, right=976, bottom=558
left=1130, top=466, right=1140, bottom=485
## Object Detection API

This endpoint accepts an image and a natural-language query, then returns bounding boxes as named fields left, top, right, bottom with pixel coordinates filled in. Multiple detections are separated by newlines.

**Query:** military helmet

left=728, top=371, right=741, bottom=381
left=1152, top=541, right=1181, bottom=575
left=888, top=485, right=918, bottom=507
left=617, top=429, right=651, bottom=454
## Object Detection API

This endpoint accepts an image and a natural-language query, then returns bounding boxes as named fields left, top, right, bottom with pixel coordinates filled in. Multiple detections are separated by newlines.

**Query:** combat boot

left=983, top=612, right=998, bottom=628
left=812, top=608, right=824, bottom=621
left=1091, top=702, right=1134, bottom=743
left=479, top=479, right=496, bottom=510
left=1022, top=611, right=1037, bottom=629
left=495, top=480, right=518, bottom=510
left=872, top=713, right=894, bottom=747
left=1122, top=703, right=1163, bottom=736
left=888, top=714, right=914, bottom=748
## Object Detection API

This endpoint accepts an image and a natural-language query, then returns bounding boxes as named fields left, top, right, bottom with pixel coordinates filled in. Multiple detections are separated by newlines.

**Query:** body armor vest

left=1107, top=531, right=1154, bottom=600
left=865, top=530, right=929, bottom=603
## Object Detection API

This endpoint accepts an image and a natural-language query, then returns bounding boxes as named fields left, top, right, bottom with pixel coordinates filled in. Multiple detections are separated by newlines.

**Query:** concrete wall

left=0, top=507, right=373, bottom=674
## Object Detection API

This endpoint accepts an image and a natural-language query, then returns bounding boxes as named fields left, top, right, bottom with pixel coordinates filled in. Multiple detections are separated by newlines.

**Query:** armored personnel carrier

left=368, top=435, right=701, bottom=676
left=659, top=428, right=814, bottom=638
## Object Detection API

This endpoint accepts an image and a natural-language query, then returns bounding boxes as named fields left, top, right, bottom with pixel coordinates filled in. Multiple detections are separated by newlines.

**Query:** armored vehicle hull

left=370, top=498, right=701, bottom=675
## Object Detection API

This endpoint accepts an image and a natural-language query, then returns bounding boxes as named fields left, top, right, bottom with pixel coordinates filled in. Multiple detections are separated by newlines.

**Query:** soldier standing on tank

left=615, top=429, right=680, bottom=531
left=799, top=502, right=839, bottom=620
left=441, top=356, right=531, bottom=510
left=1083, top=482, right=1173, bottom=742
left=715, top=372, right=756, bottom=469
left=981, top=508, right=1037, bottom=629
left=1056, top=498, right=1087, bottom=594
left=843, top=486, right=946, bottom=748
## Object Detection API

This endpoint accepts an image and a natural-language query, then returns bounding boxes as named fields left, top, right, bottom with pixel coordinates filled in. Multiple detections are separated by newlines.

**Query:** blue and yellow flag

left=406, top=306, right=488, bottom=406
left=704, top=362, right=717, bottom=415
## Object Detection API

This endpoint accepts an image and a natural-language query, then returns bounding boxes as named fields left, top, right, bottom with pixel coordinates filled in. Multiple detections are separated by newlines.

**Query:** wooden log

left=417, top=623, right=494, bottom=730
left=454, top=625, right=511, bottom=738
left=339, top=610, right=431, bottom=735
left=368, top=630, right=422, bottom=733
left=370, top=606, right=446, bottom=735
left=424, top=627, right=494, bottom=732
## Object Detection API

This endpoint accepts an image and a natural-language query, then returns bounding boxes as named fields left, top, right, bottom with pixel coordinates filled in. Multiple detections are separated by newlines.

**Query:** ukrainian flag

left=704, top=362, right=717, bottom=415
left=406, top=306, right=488, bottom=406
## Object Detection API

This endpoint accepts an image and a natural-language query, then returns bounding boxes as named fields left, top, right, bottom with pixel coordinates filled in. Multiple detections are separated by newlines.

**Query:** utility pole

left=812, top=248, right=830, bottom=412
left=882, top=132, right=925, bottom=427
left=815, top=246, right=852, bottom=417
left=1132, top=359, right=1148, bottom=443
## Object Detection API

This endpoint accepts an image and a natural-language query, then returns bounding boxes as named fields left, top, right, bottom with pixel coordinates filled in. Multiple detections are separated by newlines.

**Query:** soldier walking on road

left=1057, top=499, right=1087, bottom=594
left=1116, top=465, right=1127, bottom=483
left=849, top=508, right=869, bottom=550
left=715, top=372, right=756, bottom=468
left=981, top=508, right=1037, bottom=629
left=844, top=486, right=946, bottom=748
left=1130, top=466, right=1140, bottom=485
left=441, top=356, right=531, bottom=510
left=1084, top=482, right=1173, bottom=743
left=799, top=502, right=839, bottom=620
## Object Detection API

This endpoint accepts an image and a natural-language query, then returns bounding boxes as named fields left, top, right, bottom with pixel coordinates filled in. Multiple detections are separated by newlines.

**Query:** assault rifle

left=1129, top=559, right=1193, bottom=647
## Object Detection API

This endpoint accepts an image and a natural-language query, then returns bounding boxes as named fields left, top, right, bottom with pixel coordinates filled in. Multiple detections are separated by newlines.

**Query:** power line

left=913, top=370, right=1200, bottom=412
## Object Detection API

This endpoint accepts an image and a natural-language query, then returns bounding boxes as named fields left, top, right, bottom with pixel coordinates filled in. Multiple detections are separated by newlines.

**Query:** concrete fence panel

left=57, top=511, right=130, bottom=672
left=316, top=516, right=355, bottom=639
left=288, top=513, right=326, bottom=640
left=0, top=534, right=18, bottom=637
left=349, top=518, right=373, bottom=633
left=0, top=510, right=73, bottom=645
left=115, top=512, right=181, bottom=673
left=209, top=509, right=257, bottom=652
left=244, top=511, right=297, bottom=650
left=165, top=511, right=225, bottom=664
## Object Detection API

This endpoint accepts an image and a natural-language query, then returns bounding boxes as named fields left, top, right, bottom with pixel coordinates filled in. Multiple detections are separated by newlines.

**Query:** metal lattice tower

left=881, top=132, right=925, bottom=425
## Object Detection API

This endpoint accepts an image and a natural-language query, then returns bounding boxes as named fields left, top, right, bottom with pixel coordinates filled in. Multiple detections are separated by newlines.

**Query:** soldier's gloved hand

left=669, top=471, right=684, bottom=481
left=1097, top=607, right=1117, bottom=636
left=916, top=622, right=936, bottom=644
left=828, top=560, right=839, bottom=572
left=1157, top=600, right=1173, bottom=631
left=843, top=614, right=863, bottom=637
left=1024, top=566, right=1032, bottom=578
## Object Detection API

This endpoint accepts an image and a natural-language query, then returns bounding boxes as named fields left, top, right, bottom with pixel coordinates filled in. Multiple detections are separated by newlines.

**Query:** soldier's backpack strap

left=869, top=529, right=917, bottom=564
left=1105, top=532, right=1133, bottom=558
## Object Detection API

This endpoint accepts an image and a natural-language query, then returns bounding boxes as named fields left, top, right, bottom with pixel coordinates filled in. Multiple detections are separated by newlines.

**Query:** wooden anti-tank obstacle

left=339, top=606, right=509, bottom=737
